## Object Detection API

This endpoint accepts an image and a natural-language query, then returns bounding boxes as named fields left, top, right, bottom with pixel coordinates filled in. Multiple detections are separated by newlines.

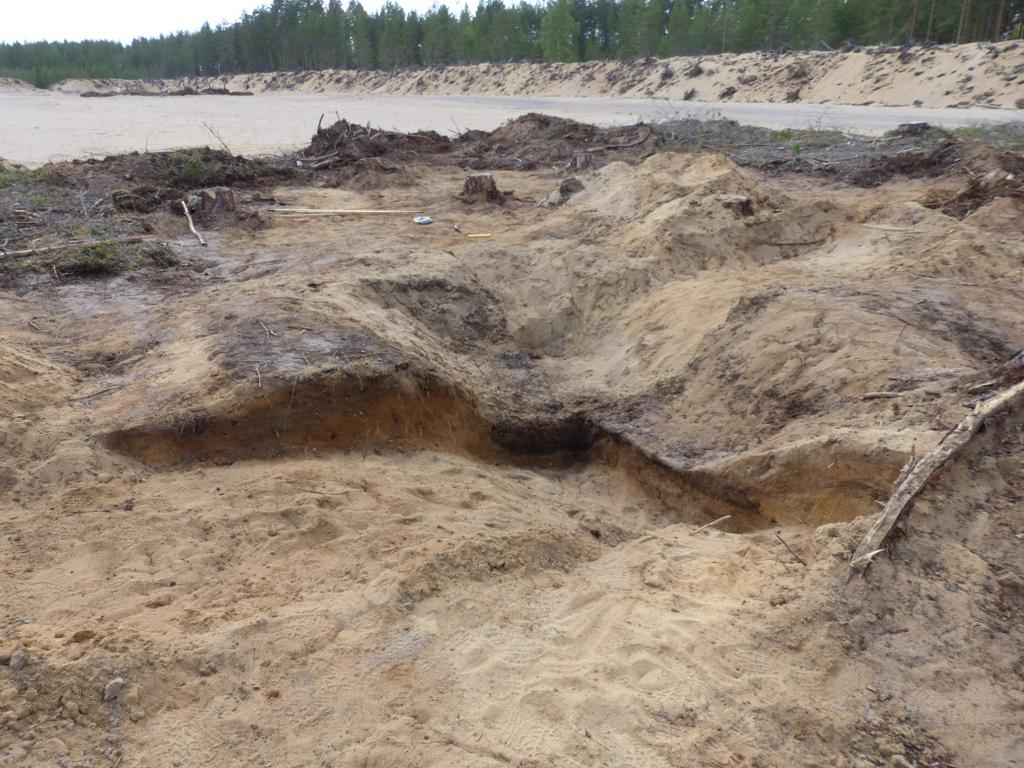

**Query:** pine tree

left=349, top=1, right=375, bottom=68
left=540, top=0, right=582, bottom=61
left=637, top=0, right=669, bottom=55
left=617, top=0, right=644, bottom=57
left=4, top=0, right=1021, bottom=88
left=422, top=5, right=456, bottom=65
left=666, top=0, right=691, bottom=54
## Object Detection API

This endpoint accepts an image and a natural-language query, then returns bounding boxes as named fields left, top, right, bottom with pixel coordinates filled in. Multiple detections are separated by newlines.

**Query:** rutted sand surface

left=2, top=144, right=1024, bottom=766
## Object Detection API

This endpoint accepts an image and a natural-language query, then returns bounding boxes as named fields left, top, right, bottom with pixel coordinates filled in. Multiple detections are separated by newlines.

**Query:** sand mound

left=570, top=153, right=838, bottom=272
left=0, top=77, right=35, bottom=92
left=54, top=40, right=1024, bottom=109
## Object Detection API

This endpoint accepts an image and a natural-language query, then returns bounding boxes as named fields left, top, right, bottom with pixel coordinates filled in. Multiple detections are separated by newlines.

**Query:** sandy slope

left=0, top=77, right=36, bottom=92
left=51, top=40, right=1024, bottom=109
left=2, top=146, right=1024, bottom=766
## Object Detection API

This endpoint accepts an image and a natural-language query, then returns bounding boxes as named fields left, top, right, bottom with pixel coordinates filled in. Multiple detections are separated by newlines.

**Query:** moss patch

left=0, top=167, right=44, bottom=189
left=3, top=240, right=179, bottom=277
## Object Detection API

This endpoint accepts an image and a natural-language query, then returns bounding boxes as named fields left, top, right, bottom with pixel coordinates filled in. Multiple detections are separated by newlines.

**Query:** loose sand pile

left=1, top=119, right=1023, bottom=766
left=0, top=77, right=36, bottom=92
left=51, top=40, right=1024, bottom=109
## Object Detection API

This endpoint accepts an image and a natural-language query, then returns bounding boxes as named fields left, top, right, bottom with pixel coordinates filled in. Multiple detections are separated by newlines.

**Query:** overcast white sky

left=1, top=0, right=439, bottom=44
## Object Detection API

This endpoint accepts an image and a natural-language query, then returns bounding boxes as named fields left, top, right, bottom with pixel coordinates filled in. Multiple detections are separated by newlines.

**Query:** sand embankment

left=49, top=40, right=1024, bottom=109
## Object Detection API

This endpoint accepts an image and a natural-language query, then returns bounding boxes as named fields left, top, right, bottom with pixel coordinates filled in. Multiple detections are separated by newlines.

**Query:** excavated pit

left=101, top=371, right=894, bottom=533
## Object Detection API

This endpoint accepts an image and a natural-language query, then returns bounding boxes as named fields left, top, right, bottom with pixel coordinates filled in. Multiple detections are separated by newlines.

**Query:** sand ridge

left=48, top=40, right=1024, bottom=109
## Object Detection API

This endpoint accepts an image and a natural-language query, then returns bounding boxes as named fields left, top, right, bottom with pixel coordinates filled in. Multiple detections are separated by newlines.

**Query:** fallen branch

left=264, top=208, right=421, bottom=215
left=690, top=515, right=731, bottom=535
left=966, top=379, right=999, bottom=393
left=764, top=237, right=829, bottom=247
left=0, top=235, right=149, bottom=260
left=308, top=156, right=342, bottom=170
left=862, top=224, right=916, bottom=233
left=850, top=377, right=1024, bottom=573
left=862, top=391, right=905, bottom=400
left=587, top=125, right=653, bottom=151
left=181, top=201, right=207, bottom=247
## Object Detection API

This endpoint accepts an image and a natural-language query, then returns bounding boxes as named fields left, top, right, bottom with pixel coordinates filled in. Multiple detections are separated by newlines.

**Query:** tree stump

left=460, top=173, right=502, bottom=202
left=567, top=153, right=593, bottom=171
left=720, top=194, right=754, bottom=217
left=199, top=187, right=236, bottom=218
left=538, top=177, right=585, bottom=209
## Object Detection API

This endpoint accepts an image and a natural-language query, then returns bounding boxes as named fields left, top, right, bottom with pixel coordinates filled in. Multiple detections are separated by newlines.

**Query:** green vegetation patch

left=0, top=167, right=46, bottom=189
left=3, top=240, right=178, bottom=277
left=949, top=123, right=1024, bottom=153
left=163, top=148, right=272, bottom=188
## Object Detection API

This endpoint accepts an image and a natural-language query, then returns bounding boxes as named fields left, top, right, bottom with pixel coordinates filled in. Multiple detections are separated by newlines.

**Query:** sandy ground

left=2, top=89, right=1022, bottom=166
left=55, top=40, right=1024, bottom=109
left=2, top=135, right=1024, bottom=766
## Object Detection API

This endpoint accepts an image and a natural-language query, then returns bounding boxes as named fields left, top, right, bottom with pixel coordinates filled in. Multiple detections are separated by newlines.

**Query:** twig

left=775, top=532, right=807, bottom=566
left=863, top=224, right=915, bottom=233
left=201, top=121, right=233, bottom=155
left=255, top=363, right=262, bottom=388
left=764, top=237, right=829, bottom=247
left=180, top=201, right=207, bottom=247
left=689, top=515, right=731, bottom=535
left=288, top=483, right=349, bottom=497
left=69, top=385, right=117, bottom=402
left=257, top=319, right=277, bottom=339
left=862, top=391, right=905, bottom=400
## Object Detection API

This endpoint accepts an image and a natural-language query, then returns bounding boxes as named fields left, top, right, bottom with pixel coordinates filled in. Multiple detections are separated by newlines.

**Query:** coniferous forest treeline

left=2, top=0, right=1022, bottom=88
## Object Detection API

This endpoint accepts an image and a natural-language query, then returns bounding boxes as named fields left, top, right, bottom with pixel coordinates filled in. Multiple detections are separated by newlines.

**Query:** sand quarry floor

left=1, top=121, right=1024, bottom=768
left=3, top=89, right=1022, bottom=166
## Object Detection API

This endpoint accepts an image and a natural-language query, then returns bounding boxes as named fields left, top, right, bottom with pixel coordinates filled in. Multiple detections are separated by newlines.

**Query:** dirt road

left=2, top=89, right=1021, bottom=165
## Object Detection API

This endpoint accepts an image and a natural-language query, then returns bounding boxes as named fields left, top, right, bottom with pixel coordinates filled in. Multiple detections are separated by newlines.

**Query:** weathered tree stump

left=567, top=153, right=593, bottom=171
left=460, top=173, right=502, bottom=202
left=199, top=187, right=236, bottom=218
left=720, top=194, right=754, bottom=217
left=539, top=177, right=585, bottom=209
